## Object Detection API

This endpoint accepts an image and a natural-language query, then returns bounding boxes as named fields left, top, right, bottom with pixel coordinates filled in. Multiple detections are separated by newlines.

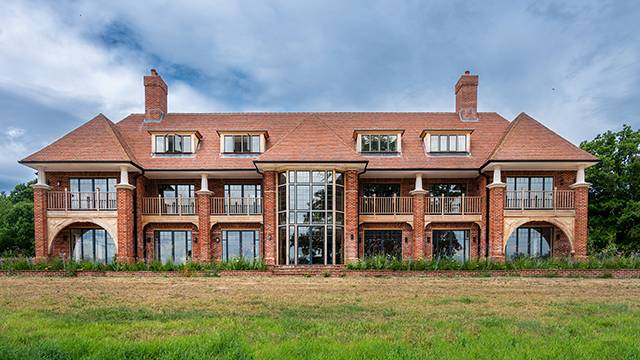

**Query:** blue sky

left=0, top=0, right=639, bottom=191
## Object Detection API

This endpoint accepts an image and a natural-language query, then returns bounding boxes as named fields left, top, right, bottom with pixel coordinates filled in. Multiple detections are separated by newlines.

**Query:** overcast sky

left=0, top=0, right=639, bottom=191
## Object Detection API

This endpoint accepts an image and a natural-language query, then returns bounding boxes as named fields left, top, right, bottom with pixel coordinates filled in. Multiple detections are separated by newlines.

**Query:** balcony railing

left=426, top=195, right=482, bottom=215
left=359, top=196, right=413, bottom=215
left=210, top=197, right=263, bottom=215
left=143, top=196, right=197, bottom=215
left=47, top=190, right=117, bottom=211
left=505, top=190, right=575, bottom=210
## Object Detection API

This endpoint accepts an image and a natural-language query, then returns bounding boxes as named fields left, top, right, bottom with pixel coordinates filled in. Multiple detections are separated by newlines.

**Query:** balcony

left=426, top=195, right=482, bottom=215
left=210, top=197, right=263, bottom=215
left=142, top=196, right=197, bottom=215
left=359, top=196, right=413, bottom=215
left=504, top=190, right=575, bottom=211
left=48, top=191, right=117, bottom=211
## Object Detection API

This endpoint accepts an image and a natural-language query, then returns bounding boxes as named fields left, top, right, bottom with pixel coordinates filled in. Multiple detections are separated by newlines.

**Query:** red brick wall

left=501, top=171, right=576, bottom=191
left=345, top=170, right=359, bottom=262
left=116, top=187, right=135, bottom=262
left=144, top=71, right=167, bottom=120
left=33, top=187, right=48, bottom=260
left=478, top=175, right=488, bottom=258
left=135, top=176, right=146, bottom=260
left=455, top=73, right=478, bottom=117
left=196, top=193, right=211, bottom=262
left=46, top=172, right=124, bottom=191
left=262, top=171, right=277, bottom=265
left=488, top=185, right=506, bottom=261
left=412, top=191, right=426, bottom=259
left=573, top=185, right=589, bottom=259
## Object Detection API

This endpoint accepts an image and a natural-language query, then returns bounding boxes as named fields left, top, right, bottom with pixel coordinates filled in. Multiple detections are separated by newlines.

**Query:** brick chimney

left=144, top=69, right=167, bottom=122
left=455, top=70, right=478, bottom=120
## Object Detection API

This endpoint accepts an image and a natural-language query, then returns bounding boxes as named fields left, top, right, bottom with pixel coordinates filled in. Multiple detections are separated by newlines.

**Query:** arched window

left=71, top=228, right=116, bottom=263
left=506, top=227, right=552, bottom=260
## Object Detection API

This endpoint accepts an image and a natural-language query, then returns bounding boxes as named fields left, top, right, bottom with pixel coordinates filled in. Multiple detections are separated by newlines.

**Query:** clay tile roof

left=489, top=112, right=598, bottom=162
left=256, top=115, right=365, bottom=163
left=20, top=114, right=132, bottom=163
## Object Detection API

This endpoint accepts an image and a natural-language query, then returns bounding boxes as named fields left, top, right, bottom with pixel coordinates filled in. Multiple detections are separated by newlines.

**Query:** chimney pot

left=150, top=69, right=158, bottom=76
left=464, top=70, right=470, bottom=74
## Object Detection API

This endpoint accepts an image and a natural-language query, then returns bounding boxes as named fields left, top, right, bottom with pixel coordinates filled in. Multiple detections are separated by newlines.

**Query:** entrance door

left=364, top=230, right=402, bottom=259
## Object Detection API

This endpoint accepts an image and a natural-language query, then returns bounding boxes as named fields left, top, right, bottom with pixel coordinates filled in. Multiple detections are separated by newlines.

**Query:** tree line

left=0, top=126, right=638, bottom=256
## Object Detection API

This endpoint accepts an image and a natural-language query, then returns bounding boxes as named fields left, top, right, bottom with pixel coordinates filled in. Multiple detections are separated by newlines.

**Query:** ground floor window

left=433, top=230, right=470, bottom=262
left=222, top=230, right=261, bottom=261
left=155, top=230, right=192, bottom=264
left=71, top=228, right=116, bottom=263
left=506, top=227, right=553, bottom=260
left=364, top=230, right=402, bottom=259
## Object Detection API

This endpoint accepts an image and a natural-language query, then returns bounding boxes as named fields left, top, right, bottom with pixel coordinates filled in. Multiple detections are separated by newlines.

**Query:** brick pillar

left=572, top=184, right=589, bottom=260
left=196, top=190, right=212, bottom=262
left=344, top=170, right=359, bottom=263
left=116, top=185, right=136, bottom=263
left=478, top=175, right=488, bottom=259
left=263, top=171, right=277, bottom=265
left=410, top=189, right=427, bottom=259
left=135, top=176, right=145, bottom=260
left=487, top=183, right=506, bottom=262
left=32, top=185, right=50, bottom=261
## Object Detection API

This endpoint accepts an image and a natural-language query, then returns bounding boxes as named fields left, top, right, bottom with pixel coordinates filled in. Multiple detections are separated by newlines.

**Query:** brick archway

left=503, top=219, right=574, bottom=256
left=48, top=219, right=118, bottom=256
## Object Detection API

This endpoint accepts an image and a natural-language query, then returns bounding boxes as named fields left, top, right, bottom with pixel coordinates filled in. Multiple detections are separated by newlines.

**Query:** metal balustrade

left=47, top=190, right=117, bottom=210
left=359, top=196, right=413, bottom=215
left=426, top=195, right=482, bottom=215
left=504, top=190, right=575, bottom=210
left=143, top=196, right=197, bottom=215
left=210, top=197, right=263, bottom=215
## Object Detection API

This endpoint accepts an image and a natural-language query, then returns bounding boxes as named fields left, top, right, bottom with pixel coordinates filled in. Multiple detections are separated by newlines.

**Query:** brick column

left=196, top=190, right=212, bottom=262
left=116, top=185, right=135, bottom=262
left=263, top=171, right=277, bottom=265
left=135, top=175, right=145, bottom=260
left=410, top=189, right=427, bottom=259
left=344, top=170, right=359, bottom=263
left=478, top=175, right=488, bottom=259
left=487, top=184, right=506, bottom=262
left=571, top=184, right=589, bottom=260
left=32, top=184, right=50, bottom=261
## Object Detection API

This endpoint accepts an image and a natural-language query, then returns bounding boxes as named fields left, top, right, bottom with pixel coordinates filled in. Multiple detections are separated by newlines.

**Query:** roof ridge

left=311, top=114, right=361, bottom=157
left=488, top=113, right=523, bottom=160
left=106, top=118, right=137, bottom=163
left=257, top=116, right=308, bottom=158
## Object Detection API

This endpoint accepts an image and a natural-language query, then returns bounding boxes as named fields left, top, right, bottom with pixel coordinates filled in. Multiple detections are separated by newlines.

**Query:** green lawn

left=1, top=276, right=639, bottom=359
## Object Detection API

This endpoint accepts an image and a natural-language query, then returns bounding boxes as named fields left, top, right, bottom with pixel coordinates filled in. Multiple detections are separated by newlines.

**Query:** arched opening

left=49, top=222, right=117, bottom=263
left=504, top=221, right=573, bottom=260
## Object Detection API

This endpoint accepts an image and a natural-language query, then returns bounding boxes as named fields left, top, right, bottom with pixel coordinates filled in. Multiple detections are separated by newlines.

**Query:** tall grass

left=0, top=257, right=267, bottom=273
left=346, top=255, right=640, bottom=271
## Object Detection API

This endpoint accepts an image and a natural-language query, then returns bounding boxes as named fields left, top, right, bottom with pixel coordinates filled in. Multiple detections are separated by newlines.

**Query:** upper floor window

left=159, top=184, right=195, bottom=198
left=223, top=135, right=261, bottom=153
left=429, top=134, right=467, bottom=153
left=155, top=134, right=192, bottom=154
left=361, top=134, right=399, bottom=153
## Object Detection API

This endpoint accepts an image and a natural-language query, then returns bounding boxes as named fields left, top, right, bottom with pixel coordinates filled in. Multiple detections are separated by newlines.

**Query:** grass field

left=1, top=276, right=640, bottom=359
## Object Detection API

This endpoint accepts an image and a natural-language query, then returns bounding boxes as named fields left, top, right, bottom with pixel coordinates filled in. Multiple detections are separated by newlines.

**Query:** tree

left=580, top=125, right=640, bottom=253
left=0, top=180, right=36, bottom=256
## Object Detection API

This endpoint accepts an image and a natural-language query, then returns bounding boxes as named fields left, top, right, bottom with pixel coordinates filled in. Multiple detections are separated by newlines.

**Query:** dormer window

left=223, top=135, right=260, bottom=153
left=354, top=129, right=403, bottom=155
left=430, top=135, right=467, bottom=153
left=218, top=131, right=268, bottom=155
left=154, top=134, right=193, bottom=154
left=361, top=134, right=398, bottom=153
left=421, top=129, right=472, bottom=155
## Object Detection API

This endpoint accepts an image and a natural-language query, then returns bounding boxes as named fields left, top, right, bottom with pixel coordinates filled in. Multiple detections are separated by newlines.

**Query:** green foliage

left=580, top=125, right=640, bottom=253
left=346, top=255, right=640, bottom=271
left=0, top=179, right=36, bottom=256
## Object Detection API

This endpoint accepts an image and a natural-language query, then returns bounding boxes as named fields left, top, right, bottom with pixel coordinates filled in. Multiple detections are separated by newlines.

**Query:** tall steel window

left=277, top=170, right=344, bottom=265
left=364, top=230, right=402, bottom=259
left=432, top=230, right=470, bottom=262
left=223, top=184, right=262, bottom=214
left=222, top=230, right=261, bottom=261
left=505, top=227, right=553, bottom=260
left=70, top=228, right=116, bottom=263
left=155, top=230, right=192, bottom=264
left=505, top=177, right=554, bottom=209
left=69, top=178, right=117, bottom=209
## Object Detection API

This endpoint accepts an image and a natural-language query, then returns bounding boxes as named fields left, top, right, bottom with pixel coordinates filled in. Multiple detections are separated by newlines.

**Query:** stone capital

left=31, top=184, right=51, bottom=191
left=195, top=190, right=213, bottom=196
left=409, top=189, right=427, bottom=196
left=569, top=182, right=591, bottom=189
left=486, top=182, right=506, bottom=189
left=115, top=184, right=136, bottom=191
